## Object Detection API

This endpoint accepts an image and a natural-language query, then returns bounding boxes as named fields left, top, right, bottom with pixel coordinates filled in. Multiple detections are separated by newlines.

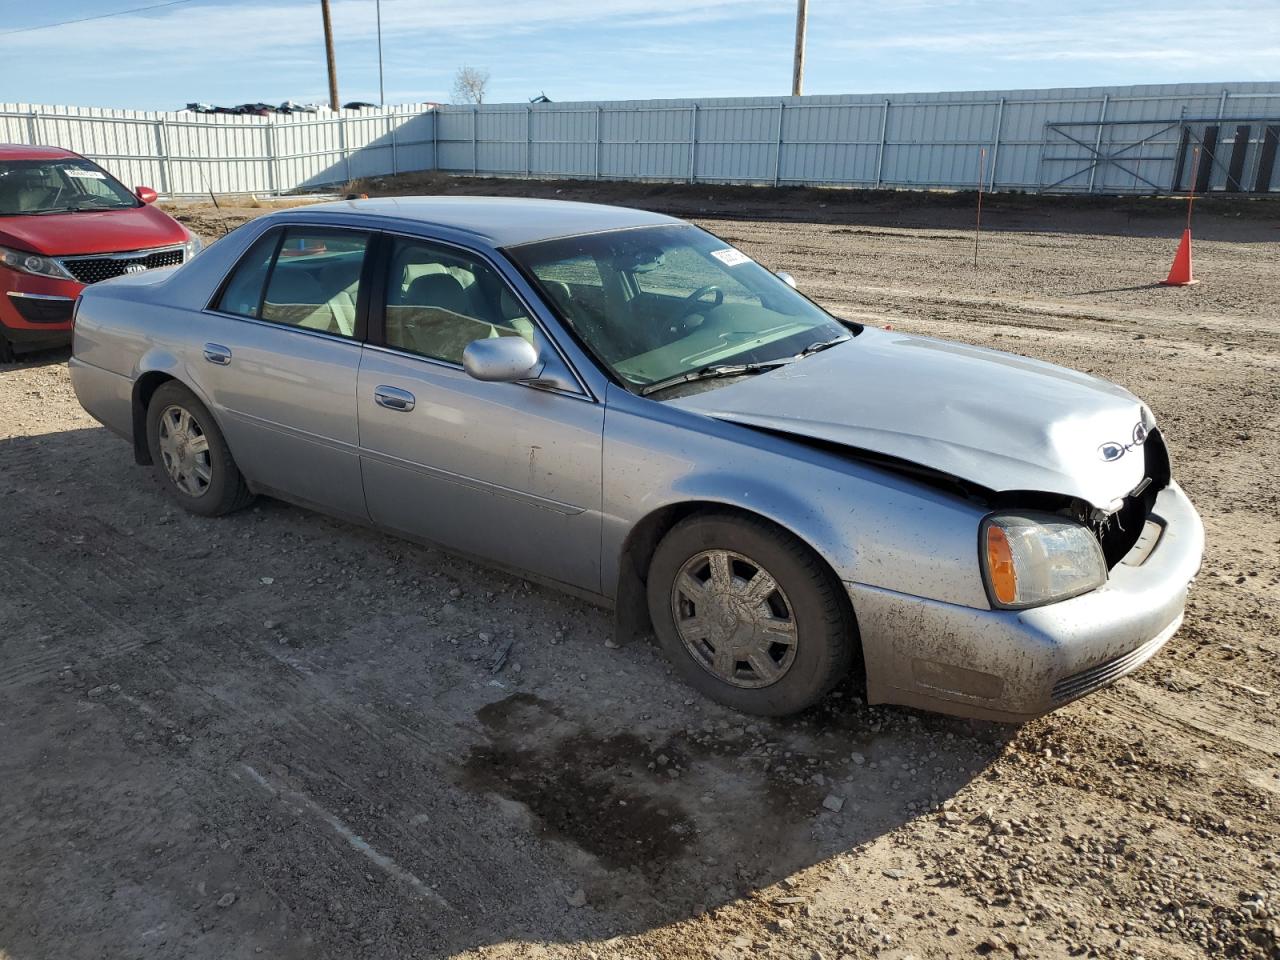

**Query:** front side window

left=216, top=227, right=370, bottom=339
left=0, top=158, right=141, bottom=215
left=383, top=237, right=534, bottom=364
left=508, top=224, right=852, bottom=393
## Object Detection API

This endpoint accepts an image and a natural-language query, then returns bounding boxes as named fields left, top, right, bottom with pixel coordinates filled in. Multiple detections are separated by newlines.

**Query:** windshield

left=0, top=158, right=141, bottom=216
left=508, top=224, right=852, bottom=392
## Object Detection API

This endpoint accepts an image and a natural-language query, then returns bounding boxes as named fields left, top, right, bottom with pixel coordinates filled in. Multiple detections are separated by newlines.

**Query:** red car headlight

left=0, top=244, right=76, bottom=281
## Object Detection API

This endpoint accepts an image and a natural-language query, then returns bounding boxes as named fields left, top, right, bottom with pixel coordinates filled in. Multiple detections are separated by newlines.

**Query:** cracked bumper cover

left=848, top=481, right=1205, bottom=722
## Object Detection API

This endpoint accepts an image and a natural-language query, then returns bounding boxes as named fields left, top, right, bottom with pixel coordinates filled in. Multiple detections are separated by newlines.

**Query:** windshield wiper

left=639, top=359, right=792, bottom=397
left=797, top=335, right=851, bottom=358
left=19, top=204, right=124, bottom=215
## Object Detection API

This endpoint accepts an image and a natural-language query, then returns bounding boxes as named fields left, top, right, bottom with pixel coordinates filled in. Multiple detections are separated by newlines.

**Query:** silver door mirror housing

left=463, top=337, right=545, bottom=383
left=775, top=270, right=798, bottom=289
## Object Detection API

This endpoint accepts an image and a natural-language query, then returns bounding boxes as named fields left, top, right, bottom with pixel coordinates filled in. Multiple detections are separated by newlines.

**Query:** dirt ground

left=2, top=178, right=1279, bottom=960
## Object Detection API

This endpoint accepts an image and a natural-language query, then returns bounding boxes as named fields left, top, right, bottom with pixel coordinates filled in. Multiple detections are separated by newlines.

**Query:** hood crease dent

left=670, top=327, right=1152, bottom=512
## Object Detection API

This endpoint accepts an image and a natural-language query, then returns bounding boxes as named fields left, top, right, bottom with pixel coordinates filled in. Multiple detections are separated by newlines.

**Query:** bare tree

left=452, top=66, right=490, bottom=105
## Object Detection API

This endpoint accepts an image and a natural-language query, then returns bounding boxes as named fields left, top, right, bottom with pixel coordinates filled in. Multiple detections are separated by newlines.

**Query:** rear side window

left=214, top=227, right=371, bottom=340
left=215, top=230, right=279, bottom=318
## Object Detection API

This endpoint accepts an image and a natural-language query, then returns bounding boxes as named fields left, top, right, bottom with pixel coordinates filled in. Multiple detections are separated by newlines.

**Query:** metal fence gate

left=1039, top=115, right=1280, bottom=194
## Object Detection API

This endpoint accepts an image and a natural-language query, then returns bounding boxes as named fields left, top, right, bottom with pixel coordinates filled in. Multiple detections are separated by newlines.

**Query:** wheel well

left=613, top=502, right=860, bottom=667
left=131, top=371, right=175, bottom=465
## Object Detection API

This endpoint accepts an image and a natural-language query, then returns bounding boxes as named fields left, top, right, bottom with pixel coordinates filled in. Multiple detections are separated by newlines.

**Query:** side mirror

left=135, top=186, right=158, bottom=204
left=463, top=337, right=544, bottom=383
left=775, top=270, right=798, bottom=289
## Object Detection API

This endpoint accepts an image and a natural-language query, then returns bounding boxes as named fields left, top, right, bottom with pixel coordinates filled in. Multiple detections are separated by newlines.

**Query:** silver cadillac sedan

left=69, top=197, right=1204, bottom=720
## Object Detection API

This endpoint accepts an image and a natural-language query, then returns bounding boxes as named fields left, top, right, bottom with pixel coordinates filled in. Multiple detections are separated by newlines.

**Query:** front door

left=357, top=235, right=604, bottom=592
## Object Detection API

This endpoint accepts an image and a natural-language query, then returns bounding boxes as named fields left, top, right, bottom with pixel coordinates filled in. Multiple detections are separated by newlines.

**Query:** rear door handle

left=374, top=385, right=415, bottom=412
left=203, top=343, right=232, bottom=365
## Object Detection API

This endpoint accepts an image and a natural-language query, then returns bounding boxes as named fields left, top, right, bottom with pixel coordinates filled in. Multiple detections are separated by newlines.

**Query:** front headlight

left=981, top=512, right=1107, bottom=609
left=183, top=232, right=204, bottom=262
left=0, top=244, right=75, bottom=281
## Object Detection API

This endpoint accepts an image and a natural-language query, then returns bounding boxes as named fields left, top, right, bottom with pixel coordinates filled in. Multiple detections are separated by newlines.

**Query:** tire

left=145, top=381, right=253, bottom=517
left=0, top=336, right=15, bottom=364
left=646, top=511, right=856, bottom=717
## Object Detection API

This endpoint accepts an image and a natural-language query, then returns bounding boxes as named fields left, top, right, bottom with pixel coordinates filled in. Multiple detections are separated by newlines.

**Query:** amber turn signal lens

left=986, top=524, right=1018, bottom=605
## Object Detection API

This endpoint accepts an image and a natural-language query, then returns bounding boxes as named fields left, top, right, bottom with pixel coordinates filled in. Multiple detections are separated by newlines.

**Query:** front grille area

left=1092, top=428, right=1172, bottom=568
left=59, top=246, right=184, bottom=285
left=1051, top=628, right=1172, bottom=704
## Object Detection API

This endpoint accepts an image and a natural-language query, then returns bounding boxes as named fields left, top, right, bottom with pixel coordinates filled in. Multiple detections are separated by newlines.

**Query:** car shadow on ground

left=1, top=345, right=71, bottom=369
left=0, top=425, right=1016, bottom=959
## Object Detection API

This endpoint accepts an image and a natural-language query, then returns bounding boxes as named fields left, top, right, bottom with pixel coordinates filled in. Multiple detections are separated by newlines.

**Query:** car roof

left=0, top=144, right=81, bottom=161
left=282, top=195, right=684, bottom=247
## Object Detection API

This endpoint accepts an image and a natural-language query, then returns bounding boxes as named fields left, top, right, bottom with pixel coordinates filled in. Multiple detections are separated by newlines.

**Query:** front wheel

left=145, top=381, right=253, bottom=517
left=0, top=336, right=15, bottom=364
left=646, top=512, right=857, bottom=717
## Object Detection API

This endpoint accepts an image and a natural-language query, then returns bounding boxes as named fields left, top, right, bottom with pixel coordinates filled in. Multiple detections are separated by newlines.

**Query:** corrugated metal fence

left=0, top=102, right=435, bottom=196
left=435, top=83, right=1280, bottom=194
left=5, top=83, right=1280, bottom=197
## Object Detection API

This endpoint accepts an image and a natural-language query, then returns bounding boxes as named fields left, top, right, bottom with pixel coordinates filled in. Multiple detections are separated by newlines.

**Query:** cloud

left=3, top=0, right=794, bottom=105
left=3, top=0, right=1276, bottom=108
left=11, top=0, right=787, bottom=56
left=822, top=2, right=1280, bottom=70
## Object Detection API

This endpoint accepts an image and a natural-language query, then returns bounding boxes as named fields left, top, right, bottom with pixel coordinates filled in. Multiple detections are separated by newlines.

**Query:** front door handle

left=374, top=385, right=415, bottom=412
left=203, top=343, right=232, bottom=366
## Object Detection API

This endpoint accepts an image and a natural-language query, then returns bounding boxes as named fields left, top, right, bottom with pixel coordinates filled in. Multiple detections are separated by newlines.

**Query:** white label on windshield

left=710, top=248, right=751, bottom=267
left=66, top=169, right=106, bottom=179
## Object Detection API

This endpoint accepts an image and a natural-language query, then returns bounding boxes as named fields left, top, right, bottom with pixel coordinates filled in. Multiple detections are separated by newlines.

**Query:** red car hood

left=0, top=204, right=188, bottom=256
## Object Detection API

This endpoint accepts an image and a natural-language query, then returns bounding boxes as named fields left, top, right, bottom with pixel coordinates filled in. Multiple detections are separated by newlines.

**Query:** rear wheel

left=646, top=511, right=856, bottom=716
left=145, top=381, right=252, bottom=517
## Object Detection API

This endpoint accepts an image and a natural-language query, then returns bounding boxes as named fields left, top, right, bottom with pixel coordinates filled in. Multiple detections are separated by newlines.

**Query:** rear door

left=356, top=233, right=605, bottom=592
left=191, top=225, right=373, bottom=520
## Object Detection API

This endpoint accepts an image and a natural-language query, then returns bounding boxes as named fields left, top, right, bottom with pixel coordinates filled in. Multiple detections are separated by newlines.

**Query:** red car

left=0, top=144, right=200, bottom=362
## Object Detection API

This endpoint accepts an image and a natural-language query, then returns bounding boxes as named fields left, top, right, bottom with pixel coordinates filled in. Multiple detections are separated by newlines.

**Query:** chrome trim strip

left=200, top=309, right=362, bottom=348
left=222, top=408, right=360, bottom=456
left=7, top=292, right=75, bottom=302
left=203, top=218, right=594, bottom=400
left=58, top=242, right=186, bottom=263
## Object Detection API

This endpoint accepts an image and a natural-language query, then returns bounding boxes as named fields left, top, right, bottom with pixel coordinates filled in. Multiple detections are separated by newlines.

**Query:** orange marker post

left=1162, top=146, right=1200, bottom=286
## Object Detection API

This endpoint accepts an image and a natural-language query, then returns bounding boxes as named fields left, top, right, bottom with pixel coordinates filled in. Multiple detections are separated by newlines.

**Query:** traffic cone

left=1161, top=228, right=1198, bottom=286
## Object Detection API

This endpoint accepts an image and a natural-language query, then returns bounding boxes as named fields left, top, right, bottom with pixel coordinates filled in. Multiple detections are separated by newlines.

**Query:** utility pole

left=791, top=0, right=807, bottom=97
left=320, top=0, right=340, bottom=110
left=375, top=0, right=385, bottom=106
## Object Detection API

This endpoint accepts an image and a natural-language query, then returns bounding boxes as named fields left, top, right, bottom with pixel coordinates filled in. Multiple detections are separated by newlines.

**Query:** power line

left=0, top=0, right=196, bottom=37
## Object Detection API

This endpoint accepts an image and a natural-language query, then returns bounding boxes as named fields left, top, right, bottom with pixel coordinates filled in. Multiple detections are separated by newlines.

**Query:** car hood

left=0, top=203, right=188, bottom=256
left=669, top=327, right=1154, bottom=512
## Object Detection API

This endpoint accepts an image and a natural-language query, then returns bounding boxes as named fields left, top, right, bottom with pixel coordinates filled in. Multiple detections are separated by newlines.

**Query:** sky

left=1, top=0, right=1277, bottom=110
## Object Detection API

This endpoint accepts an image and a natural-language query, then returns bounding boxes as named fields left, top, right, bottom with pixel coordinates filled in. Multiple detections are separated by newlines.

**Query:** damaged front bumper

left=848, top=481, right=1205, bottom=723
